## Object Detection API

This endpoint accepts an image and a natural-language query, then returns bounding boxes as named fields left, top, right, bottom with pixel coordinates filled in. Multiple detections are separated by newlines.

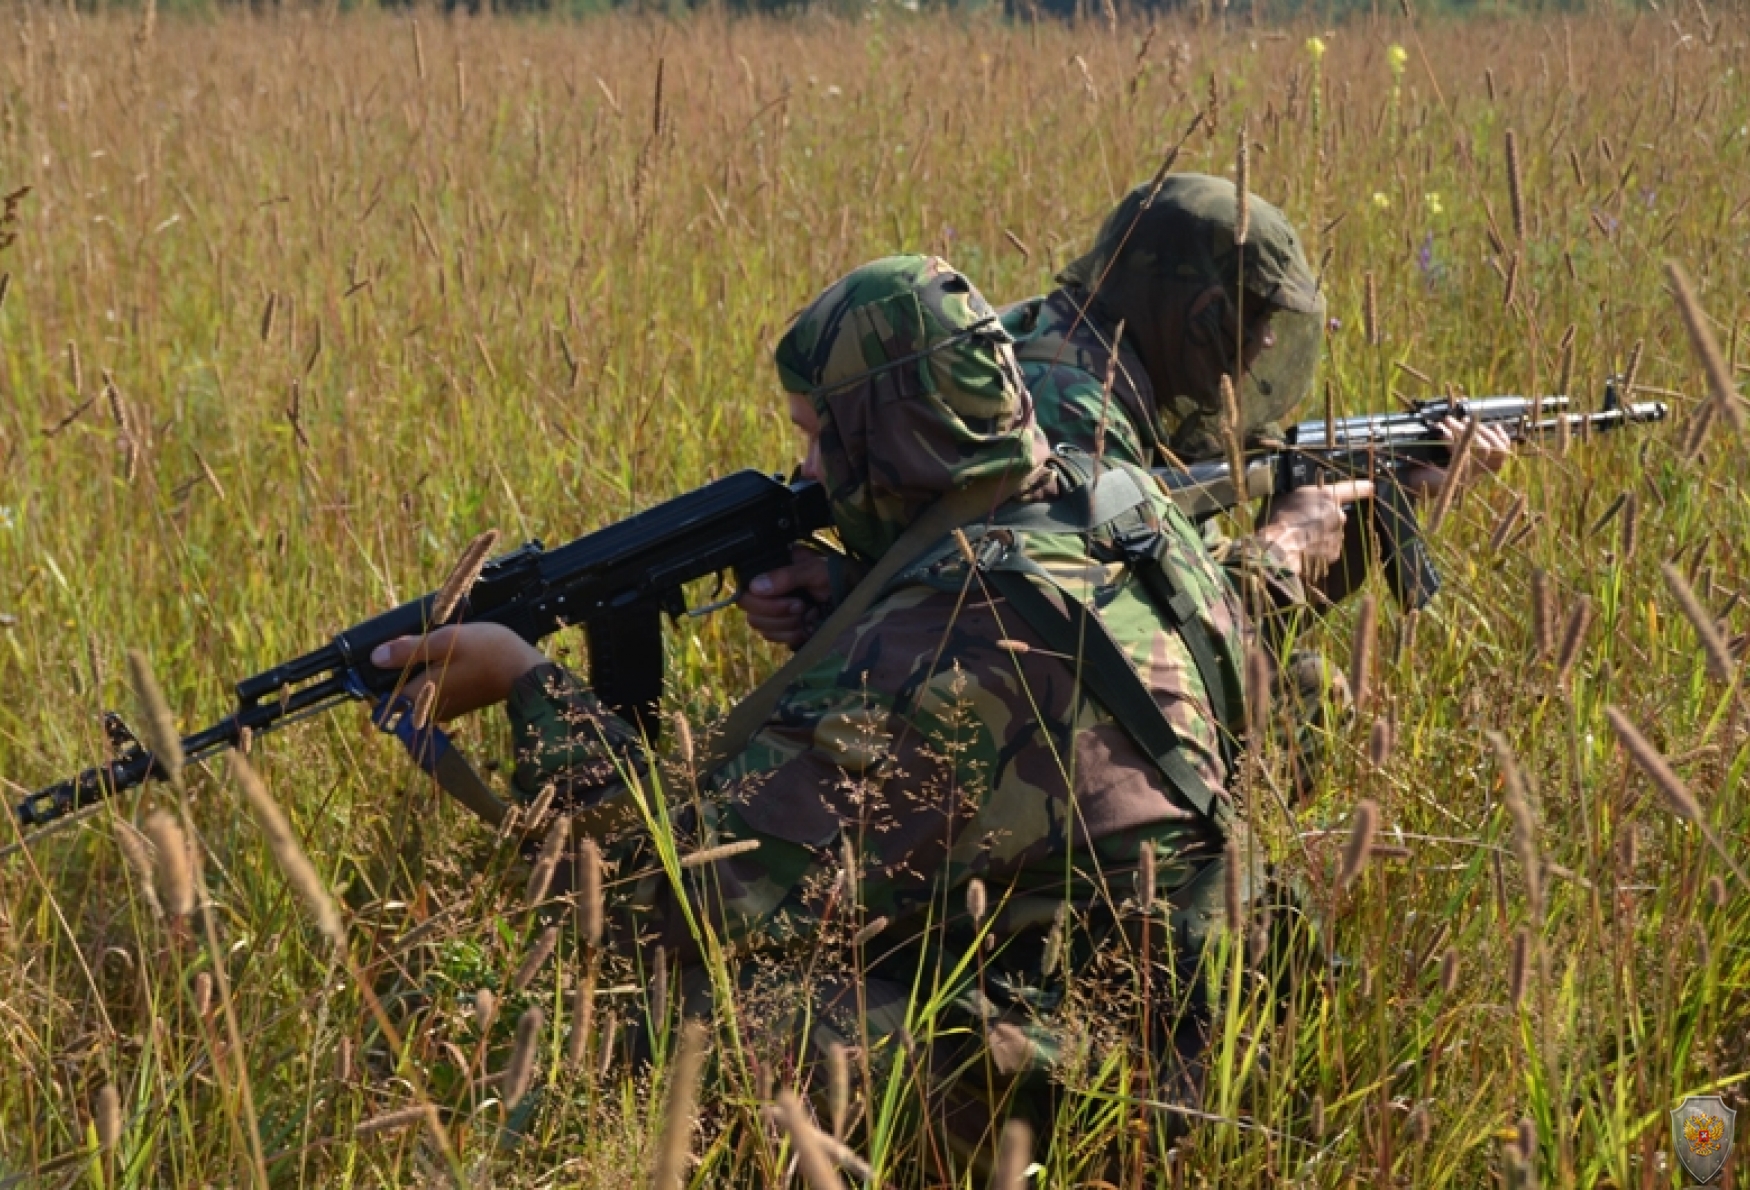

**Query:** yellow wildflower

left=1424, top=192, right=1444, bottom=216
left=1387, top=45, right=1408, bottom=76
left=1371, top=192, right=1392, bottom=211
left=1306, top=37, right=1327, bottom=62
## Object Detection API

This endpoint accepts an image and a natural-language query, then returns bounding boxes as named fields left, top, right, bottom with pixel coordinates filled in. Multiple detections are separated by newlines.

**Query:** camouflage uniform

left=506, top=256, right=1259, bottom=1156
left=1003, top=176, right=1349, bottom=786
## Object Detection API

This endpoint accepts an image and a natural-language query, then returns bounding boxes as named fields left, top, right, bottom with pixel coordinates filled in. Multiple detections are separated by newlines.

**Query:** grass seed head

left=354, top=1104, right=436, bottom=1137
left=992, top=1120, right=1034, bottom=1190
left=826, top=1040, right=851, bottom=1138
left=1368, top=717, right=1395, bottom=768
left=1509, top=926, right=1531, bottom=1008
left=651, top=1021, right=709, bottom=1190
left=114, top=820, right=162, bottom=920
left=1439, top=947, right=1460, bottom=995
left=679, top=838, right=761, bottom=869
left=1505, top=128, right=1527, bottom=241
left=127, top=650, right=183, bottom=790
left=1554, top=595, right=1594, bottom=686
left=966, top=877, right=987, bottom=926
left=502, top=1006, right=544, bottom=1109
left=774, top=1089, right=844, bottom=1190
left=1349, top=594, right=1378, bottom=711
left=1661, top=561, right=1736, bottom=682
left=94, top=1084, right=122, bottom=1150
left=512, top=924, right=559, bottom=993
left=1667, top=261, right=1747, bottom=433
left=1223, top=838, right=1242, bottom=934
left=1606, top=706, right=1702, bottom=821
left=525, top=814, right=570, bottom=908
left=142, top=809, right=194, bottom=919
left=1340, top=799, right=1379, bottom=892
left=232, top=750, right=345, bottom=949
left=430, top=528, right=500, bottom=626
left=576, top=836, right=604, bottom=949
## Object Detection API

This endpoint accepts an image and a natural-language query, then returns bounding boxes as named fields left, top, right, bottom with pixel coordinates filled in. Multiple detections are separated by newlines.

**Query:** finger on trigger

left=1324, top=479, right=1375, bottom=505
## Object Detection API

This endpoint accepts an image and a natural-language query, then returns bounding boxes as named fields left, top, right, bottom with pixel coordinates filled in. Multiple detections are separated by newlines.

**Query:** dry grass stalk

left=773, top=1089, right=845, bottom=1190
left=232, top=751, right=345, bottom=948
left=67, top=340, right=82, bottom=396
left=1605, top=707, right=1701, bottom=821
left=94, top=1084, right=122, bottom=1150
left=1667, top=261, right=1747, bottom=433
left=1426, top=415, right=1480, bottom=534
left=409, top=680, right=436, bottom=731
left=502, top=1006, right=544, bottom=1109
left=679, top=838, right=761, bottom=869
left=142, top=809, right=194, bottom=920
left=525, top=815, right=570, bottom=908
left=1661, top=561, right=1736, bottom=682
left=430, top=528, right=501, bottom=626
left=672, top=710, right=695, bottom=771
left=354, top=1104, right=436, bottom=1137
left=1138, top=843, right=1156, bottom=914
left=127, top=650, right=183, bottom=790
left=1234, top=122, right=1250, bottom=246
left=1340, top=799, right=1379, bottom=891
left=850, top=917, right=889, bottom=948
left=651, top=1021, right=709, bottom=1190
left=991, top=1119, right=1034, bottom=1190
left=1554, top=595, right=1594, bottom=686
left=1349, top=594, right=1378, bottom=712
left=1488, top=732, right=1542, bottom=921
left=567, top=957, right=595, bottom=1073
left=1620, top=338, right=1644, bottom=398
left=1618, top=490, right=1638, bottom=561
left=1682, top=398, right=1718, bottom=460
left=114, top=821, right=162, bottom=920
left=1368, top=717, right=1395, bottom=768
left=1501, top=251, right=1520, bottom=312
left=1363, top=270, right=1380, bottom=346
left=1219, top=373, right=1247, bottom=503
left=826, top=1041, right=851, bottom=1139
left=1223, top=838, right=1243, bottom=934
left=1488, top=491, right=1527, bottom=553
left=1508, top=927, right=1530, bottom=1007
left=650, top=946, right=669, bottom=1024
left=1245, top=646, right=1272, bottom=743
left=1505, top=129, right=1527, bottom=241
left=513, top=924, right=559, bottom=993
left=576, top=836, right=604, bottom=949
left=1529, top=569, right=1555, bottom=659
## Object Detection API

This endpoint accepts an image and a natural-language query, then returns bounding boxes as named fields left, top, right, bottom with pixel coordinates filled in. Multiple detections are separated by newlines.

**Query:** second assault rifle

left=13, top=471, right=831, bottom=834
left=1158, top=380, right=1668, bottom=610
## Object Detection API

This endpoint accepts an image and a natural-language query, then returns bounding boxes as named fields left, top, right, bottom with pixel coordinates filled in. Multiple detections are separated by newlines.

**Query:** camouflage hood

left=774, top=256, right=1050, bottom=562
left=1058, top=174, right=1324, bottom=442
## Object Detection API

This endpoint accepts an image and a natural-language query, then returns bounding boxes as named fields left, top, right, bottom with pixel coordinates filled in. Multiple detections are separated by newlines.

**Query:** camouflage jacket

left=505, top=257, right=1244, bottom=966
left=1002, top=289, right=1308, bottom=618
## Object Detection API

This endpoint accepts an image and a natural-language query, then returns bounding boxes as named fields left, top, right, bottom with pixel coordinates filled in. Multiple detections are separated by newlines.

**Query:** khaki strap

left=698, top=475, right=1021, bottom=781
left=431, top=748, right=509, bottom=827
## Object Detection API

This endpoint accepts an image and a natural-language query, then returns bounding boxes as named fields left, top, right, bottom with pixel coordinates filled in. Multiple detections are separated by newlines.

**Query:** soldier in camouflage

left=371, top=255, right=1274, bottom=1162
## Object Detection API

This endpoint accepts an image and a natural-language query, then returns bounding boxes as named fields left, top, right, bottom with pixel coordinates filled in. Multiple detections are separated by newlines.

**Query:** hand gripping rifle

left=12, top=471, right=831, bottom=838
left=1159, top=379, right=1668, bottom=610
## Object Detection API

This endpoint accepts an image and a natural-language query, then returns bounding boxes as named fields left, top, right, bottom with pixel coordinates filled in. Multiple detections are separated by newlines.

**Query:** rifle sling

left=984, top=563, right=1230, bottom=833
left=698, top=474, right=1022, bottom=782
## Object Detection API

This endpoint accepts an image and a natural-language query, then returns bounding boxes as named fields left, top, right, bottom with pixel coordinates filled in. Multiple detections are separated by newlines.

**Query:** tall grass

left=0, top=4, right=1747, bottom=1185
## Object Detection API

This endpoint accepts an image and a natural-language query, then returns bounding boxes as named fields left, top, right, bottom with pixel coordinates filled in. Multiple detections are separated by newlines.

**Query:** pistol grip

left=1371, top=478, right=1441, bottom=611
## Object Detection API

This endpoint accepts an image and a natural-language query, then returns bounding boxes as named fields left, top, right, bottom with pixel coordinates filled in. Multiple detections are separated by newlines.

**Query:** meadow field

left=0, top=2, right=1747, bottom=1185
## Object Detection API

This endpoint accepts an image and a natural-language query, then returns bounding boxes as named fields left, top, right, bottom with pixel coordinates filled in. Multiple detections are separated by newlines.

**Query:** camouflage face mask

left=774, top=256, right=1049, bottom=562
left=1060, top=173, right=1326, bottom=441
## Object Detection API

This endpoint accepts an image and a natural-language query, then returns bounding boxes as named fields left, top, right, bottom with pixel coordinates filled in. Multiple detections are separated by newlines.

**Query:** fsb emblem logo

left=1672, top=1095, right=1736, bottom=1185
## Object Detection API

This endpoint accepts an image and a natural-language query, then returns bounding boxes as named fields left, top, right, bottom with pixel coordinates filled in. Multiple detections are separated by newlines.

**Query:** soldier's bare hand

left=369, top=623, right=548, bottom=722
left=739, top=546, right=833, bottom=650
left=1400, top=416, right=1514, bottom=498
left=1256, top=479, right=1375, bottom=578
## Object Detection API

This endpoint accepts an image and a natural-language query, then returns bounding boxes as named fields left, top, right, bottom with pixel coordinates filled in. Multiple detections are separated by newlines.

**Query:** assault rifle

left=13, top=471, right=831, bottom=834
left=1159, top=380, right=1668, bottom=610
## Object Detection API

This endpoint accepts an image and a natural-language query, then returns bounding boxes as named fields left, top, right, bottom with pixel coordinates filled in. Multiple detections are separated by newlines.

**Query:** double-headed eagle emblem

left=1673, top=1095, right=1737, bottom=1184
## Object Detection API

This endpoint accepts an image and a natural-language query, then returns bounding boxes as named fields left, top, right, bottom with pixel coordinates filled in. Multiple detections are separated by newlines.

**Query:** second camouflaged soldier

left=370, top=255, right=1276, bottom=1165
